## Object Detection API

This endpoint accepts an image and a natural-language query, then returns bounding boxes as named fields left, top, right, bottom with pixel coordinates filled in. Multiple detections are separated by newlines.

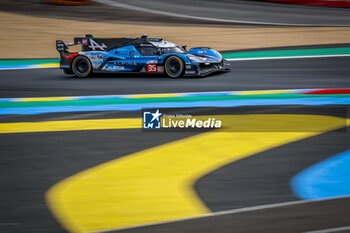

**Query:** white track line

left=94, top=0, right=350, bottom=26
left=226, top=54, right=350, bottom=61
left=89, top=196, right=350, bottom=233
left=304, top=226, right=350, bottom=233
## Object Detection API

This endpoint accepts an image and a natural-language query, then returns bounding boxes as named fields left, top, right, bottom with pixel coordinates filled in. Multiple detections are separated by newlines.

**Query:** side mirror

left=182, top=45, right=187, bottom=52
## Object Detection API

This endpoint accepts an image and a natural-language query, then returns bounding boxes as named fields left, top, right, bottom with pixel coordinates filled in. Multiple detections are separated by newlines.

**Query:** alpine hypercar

left=56, top=34, right=230, bottom=78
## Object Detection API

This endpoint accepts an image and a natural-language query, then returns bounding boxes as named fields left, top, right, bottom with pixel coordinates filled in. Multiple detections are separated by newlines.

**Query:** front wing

left=185, top=59, right=231, bottom=76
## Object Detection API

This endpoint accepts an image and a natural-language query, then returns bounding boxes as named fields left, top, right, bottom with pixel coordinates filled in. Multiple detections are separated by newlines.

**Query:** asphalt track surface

left=1, top=108, right=349, bottom=233
left=1, top=55, right=350, bottom=233
left=1, top=0, right=350, bottom=26
left=1, top=57, right=350, bottom=98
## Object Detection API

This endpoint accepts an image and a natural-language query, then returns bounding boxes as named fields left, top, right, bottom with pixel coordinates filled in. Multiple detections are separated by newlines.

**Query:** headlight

left=187, top=55, right=205, bottom=63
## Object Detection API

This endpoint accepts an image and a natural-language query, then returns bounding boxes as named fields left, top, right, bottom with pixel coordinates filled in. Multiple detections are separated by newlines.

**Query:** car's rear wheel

left=72, top=56, right=92, bottom=78
left=165, top=56, right=185, bottom=78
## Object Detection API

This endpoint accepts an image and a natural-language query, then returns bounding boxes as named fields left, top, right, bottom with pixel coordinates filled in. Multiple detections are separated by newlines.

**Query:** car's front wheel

left=164, top=56, right=185, bottom=78
left=72, top=56, right=92, bottom=78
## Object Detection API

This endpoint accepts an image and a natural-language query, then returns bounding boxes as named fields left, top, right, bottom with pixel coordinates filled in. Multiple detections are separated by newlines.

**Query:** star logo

left=151, top=109, right=162, bottom=122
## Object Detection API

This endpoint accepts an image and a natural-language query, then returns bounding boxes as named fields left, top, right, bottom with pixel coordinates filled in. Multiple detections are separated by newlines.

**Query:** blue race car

left=56, top=34, right=230, bottom=78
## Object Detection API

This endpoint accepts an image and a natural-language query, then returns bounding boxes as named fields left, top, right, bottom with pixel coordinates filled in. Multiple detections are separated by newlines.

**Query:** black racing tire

left=63, top=68, right=73, bottom=75
left=72, top=55, right=92, bottom=78
left=164, top=56, right=185, bottom=78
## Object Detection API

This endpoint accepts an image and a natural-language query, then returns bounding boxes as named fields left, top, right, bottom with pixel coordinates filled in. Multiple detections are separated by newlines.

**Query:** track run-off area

left=96, top=0, right=350, bottom=26
left=0, top=45, right=350, bottom=233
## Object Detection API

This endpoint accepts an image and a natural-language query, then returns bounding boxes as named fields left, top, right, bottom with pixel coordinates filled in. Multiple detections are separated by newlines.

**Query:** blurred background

left=1, top=0, right=350, bottom=58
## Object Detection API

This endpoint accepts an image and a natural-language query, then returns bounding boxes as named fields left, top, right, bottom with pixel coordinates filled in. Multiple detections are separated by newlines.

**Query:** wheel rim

left=76, top=59, right=88, bottom=74
left=166, top=58, right=182, bottom=77
left=73, top=57, right=91, bottom=77
left=169, top=60, right=180, bottom=74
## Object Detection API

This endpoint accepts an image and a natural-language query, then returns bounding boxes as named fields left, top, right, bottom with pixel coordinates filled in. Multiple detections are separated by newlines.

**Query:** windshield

left=161, top=46, right=185, bottom=54
left=139, top=47, right=158, bottom=56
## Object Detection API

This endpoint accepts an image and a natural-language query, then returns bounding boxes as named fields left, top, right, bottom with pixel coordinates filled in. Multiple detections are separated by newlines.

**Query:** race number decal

left=147, top=64, right=157, bottom=72
left=88, top=39, right=107, bottom=51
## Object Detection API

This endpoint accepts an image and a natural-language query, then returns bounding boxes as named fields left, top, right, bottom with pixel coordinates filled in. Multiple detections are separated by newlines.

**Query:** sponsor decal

left=157, top=66, right=164, bottom=72
left=147, top=60, right=158, bottom=64
left=89, top=54, right=104, bottom=60
left=130, top=51, right=134, bottom=57
left=112, top=66, right=124, bottom=70
left=143, top=109, right=222, bottom=130
left=82, top=39, right=88, bottom=45
left=60, top=64, right=70, bottom=68
left=113, top=62, right=137, bottom=66
left=185, top=70, right=196, bottom=74
left=104, top=65, right=125, bottom=71
left=147, top=64, right=157, bottom=72
left=88, top=39, right=107, bottom=51
left=149, top=41, right=176, bottom=48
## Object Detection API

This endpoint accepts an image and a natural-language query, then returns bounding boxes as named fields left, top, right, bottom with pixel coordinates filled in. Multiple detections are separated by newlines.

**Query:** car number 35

left=147, top=64, right=157, bottom=72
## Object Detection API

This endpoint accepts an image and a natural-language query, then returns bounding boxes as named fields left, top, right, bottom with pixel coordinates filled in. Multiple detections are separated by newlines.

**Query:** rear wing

left=56, top=35, right=95, bottom=53
left=56, top=40, right=68, bottom=52
left=57, top=34, right=164, bottom=53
